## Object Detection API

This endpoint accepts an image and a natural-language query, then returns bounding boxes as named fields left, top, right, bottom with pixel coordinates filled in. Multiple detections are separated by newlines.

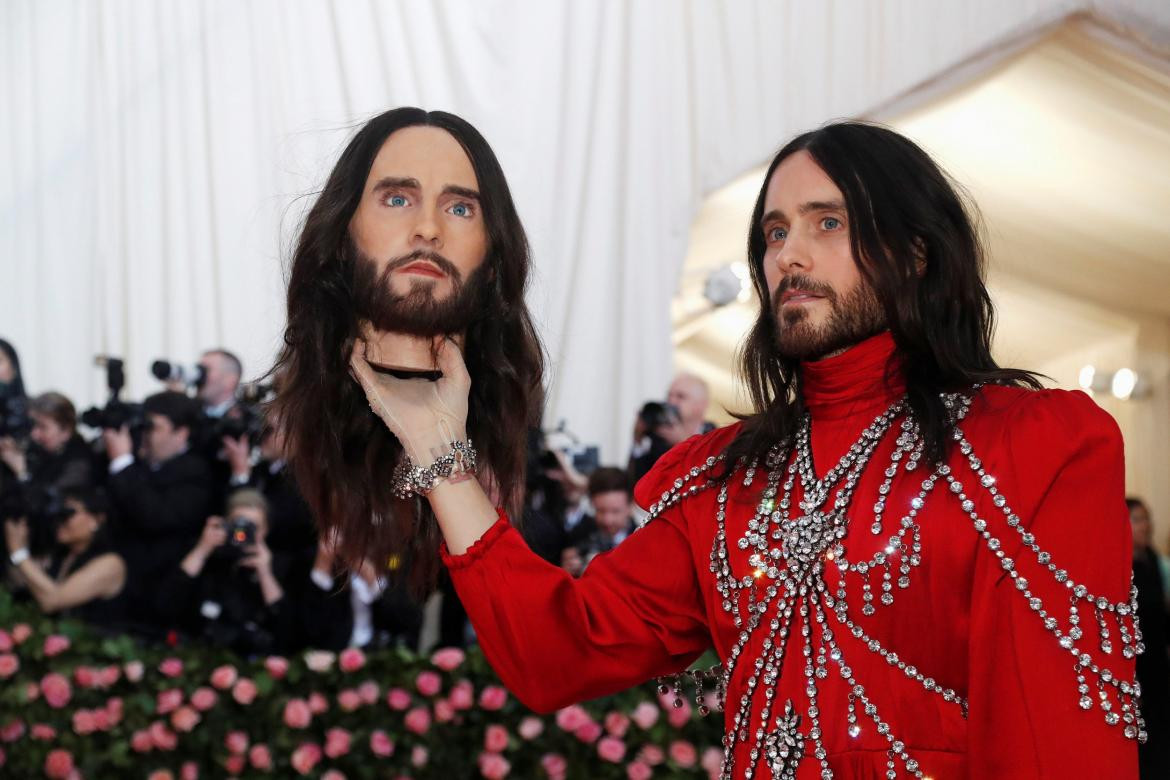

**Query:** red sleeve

left=967, top=389, right=1138, bottom=777
left=441, top=436, right=717, bottom=714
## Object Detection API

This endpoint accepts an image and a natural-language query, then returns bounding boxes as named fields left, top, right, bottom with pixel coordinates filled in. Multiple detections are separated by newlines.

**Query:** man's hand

left=240, top=538, right=273, bottom=575
left=0, top=437, right=28, bottom=480
left=195, top=516, right=228, bottom=557
left=222, top=435, right=251, bottom=479
left=102, top=425, right=133, bottom=460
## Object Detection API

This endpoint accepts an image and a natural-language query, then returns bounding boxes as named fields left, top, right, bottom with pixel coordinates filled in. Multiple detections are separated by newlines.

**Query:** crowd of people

left=0, top=336, right=721, bottom=659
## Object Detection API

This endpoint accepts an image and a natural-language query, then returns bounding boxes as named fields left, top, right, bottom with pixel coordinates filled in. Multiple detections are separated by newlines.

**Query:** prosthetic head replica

left=272, top=108, right=544, bottom=592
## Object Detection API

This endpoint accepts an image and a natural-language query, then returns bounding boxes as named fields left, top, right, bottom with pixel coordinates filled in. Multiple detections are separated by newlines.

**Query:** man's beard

left=349, top=238, right=490, bottom=337
left=773, top=273, right=887, bottom=360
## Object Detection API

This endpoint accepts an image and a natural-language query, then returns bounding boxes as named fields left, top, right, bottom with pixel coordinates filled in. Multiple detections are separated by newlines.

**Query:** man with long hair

left=352, top=122, right=1140, bottom=777
left=273, top=108, right=542, bottom=593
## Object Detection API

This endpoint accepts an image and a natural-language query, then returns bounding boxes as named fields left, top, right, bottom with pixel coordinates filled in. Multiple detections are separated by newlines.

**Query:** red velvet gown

left=442, top=333, right=1140, bottom=778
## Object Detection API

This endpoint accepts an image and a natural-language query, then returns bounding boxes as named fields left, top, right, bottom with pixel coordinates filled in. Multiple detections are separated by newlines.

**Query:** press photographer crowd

left=0, top=336, right=718, bottom=661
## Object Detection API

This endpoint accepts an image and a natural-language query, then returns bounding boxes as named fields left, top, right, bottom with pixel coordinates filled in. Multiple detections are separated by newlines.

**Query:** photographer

left=1, top=392, right=95, bottom=489
left=104, top=391, right=215, bottom=619
left=196, top=349, right=242, bottom=419
left=627, top=400, right=682, bottom=485
left=560, top=467, right=637, bottom=578
left=4, top=487, right=127, bottom=630
left=0, top=339, right=25, bottom=403
left=156, top=489, right=296, bottom=656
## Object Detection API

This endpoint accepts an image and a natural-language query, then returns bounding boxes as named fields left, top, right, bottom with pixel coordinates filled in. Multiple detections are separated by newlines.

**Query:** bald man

left=666, top=372, right=711, bottom=442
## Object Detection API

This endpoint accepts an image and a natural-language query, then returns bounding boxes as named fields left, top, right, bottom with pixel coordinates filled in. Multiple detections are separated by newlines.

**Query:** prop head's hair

left=725, top=121, right=1040, bottom=470
left=271, top=107, right=544, bottom=594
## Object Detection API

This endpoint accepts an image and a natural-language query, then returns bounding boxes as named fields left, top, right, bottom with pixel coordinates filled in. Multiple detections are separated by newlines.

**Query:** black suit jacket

left=107, top=451, right=216, bottom=593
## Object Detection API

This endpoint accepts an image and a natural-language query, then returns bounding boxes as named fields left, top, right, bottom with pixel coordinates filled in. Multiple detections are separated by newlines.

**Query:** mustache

left=777, top=274, right=836, bottom=299
left=379, top=250, right=461, bottom=283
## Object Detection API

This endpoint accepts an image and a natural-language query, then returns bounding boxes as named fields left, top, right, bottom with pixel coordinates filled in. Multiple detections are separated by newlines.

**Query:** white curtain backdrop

left=3, top=0, right=1168, bottom=461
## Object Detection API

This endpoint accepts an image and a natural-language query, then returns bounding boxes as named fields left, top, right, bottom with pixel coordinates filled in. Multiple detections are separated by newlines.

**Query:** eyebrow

left=371, top=177, right=480, bottom=202
left=760, top=199, right=847, bottom=226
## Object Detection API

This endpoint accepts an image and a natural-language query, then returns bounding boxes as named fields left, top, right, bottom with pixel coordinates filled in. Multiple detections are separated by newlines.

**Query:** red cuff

left=439, top=509, right=511, bottom=570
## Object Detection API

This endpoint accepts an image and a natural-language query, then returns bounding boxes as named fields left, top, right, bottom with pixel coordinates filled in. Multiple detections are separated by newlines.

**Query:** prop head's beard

left=349, top=238, right=491, bottom=337
left=773, top=272, right=886, bottom=361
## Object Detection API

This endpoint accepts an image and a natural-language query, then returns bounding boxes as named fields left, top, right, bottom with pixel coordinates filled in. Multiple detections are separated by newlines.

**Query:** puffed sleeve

left=966, top=389, right=1138, bottom=777
left=441, top=436, right=716, bottom=714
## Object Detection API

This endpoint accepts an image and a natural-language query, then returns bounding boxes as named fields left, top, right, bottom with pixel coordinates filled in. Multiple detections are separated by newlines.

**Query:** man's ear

left=912, top=237, right=927, bottom=277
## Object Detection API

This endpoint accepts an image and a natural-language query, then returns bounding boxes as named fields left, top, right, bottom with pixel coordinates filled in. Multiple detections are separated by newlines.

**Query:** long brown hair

left=271, top=108, right=544, bottom=593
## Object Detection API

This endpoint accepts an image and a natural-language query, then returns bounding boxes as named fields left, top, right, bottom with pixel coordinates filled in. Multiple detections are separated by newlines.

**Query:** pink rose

left=415, top=670, right=442, bottom=697
left=181, top=762, right=198, bottom=780
left=290, top=742, right=322, bottom=775
left=249, top=743, right=273, bottom=770
left=124, top=660, right=145, bottom=682
left=72, top=709, right=97, bottom=735
left=637, top=744, right=665, bottom=765
left=434, top=699, right=455, bottom=723
left=669, top=739, right=697, bottom=767
left=44, top=749, right=74, bottom=779
left=449, top=679, right=474, bottom=710
left=159, top=657, right=184, bottom=678
left=411, top=745, right=429, bottom=768
left=225, top=730, right=250, bottom=754
left=210, top=664, right=238, bottom=690
left=0, top=721, right=24, bottom=742
left=370, top=729, right=394, bottom=757
left=149, top=721, right=178, bottom=751
left=147, top=772, right=174, bottom=780
left=405, top=706, right=431, bottom=735
left=283, top=698, right=312, bottom=729
left=31, top=723, right=57, bottom=740
left=339, top=647, right=366, bottom=672
left=224, top=755, right=246, bottom=775
left=41, top=672, right=72, bottom=708
left=0, top=654, right=17, bottom=678
left=131, top=729, right=153, bottom=752
left=94, top=708, right=113, bottom=731
left=598, top=736, right=627, bottom=763
left=575, top=721, right=603, bottom=743
left=156, top=688, right=184, bottom=715
left=626, top=761, right=652, bottom=780
left=98, top=665, right=121, bottom=687
left=484, top=724, right=509, bottom=753
left=667, top=698, right=692, bottom=729
left=338, top=689, right=362, bottom=712
left=555, top=705, right=591, bottom=732
left=604, top=711, right=630, bottom=738
left=11, top=624, right=31, bottom=643
left=190, top=687, right=218, bottom=711
left=24, top=682, right=39, bottom=702
left=540, top=753, right=567, bottom=780
left=631, top=701, right=660, bottom=730
left=0, top=629, right=11, bottom=651
left=325, top=727, right=352, bottom=758
left=518, top=716, right=544, bottom=740
left=321, top=771, right=346, bottom=780
left=73, top=665, right=96, bottom=688
left=308, top=691, right=329, bottom=714
left=700, top=746, right=723, bottom=776
left=43, top=634, right=70, bottom=657
left=386, top=687, right=412, bottom=710
left=232, top=678, right=258, bottom=705
left=264, top=656, right=288, bottom=679
left=479, top=685, right=508, bottom=711
left=430, top=647, right=466, bottom=671
left=358, top=680, right=380, bottom=705
left=303, top=650, right=335, bottom=673
left=478, top=751, right=512, bottom=779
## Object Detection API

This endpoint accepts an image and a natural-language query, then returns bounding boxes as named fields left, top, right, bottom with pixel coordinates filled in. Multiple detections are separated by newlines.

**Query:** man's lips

left=399, top=261, right=446, bottom=279
left=780, top=290, right=825, bottom=305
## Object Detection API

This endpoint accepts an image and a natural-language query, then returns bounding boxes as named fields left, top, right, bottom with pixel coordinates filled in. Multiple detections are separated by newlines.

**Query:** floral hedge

left=0, top=591, right=723, bottom=779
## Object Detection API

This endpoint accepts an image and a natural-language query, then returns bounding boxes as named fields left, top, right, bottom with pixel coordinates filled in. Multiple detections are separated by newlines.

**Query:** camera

left=80, top=400, right=146, bottom=432
left=637, top=401, right=681, bottom=431
left=0, top=392, right=30, bottom=439
left=0, top=481, right=67, bottom=524
left=152, top=360, right=206, bottom=389
left=212, top=514, right=257, bottom=563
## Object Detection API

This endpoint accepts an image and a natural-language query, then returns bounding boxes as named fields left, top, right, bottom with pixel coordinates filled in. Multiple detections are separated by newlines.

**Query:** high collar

left=799, top=331, right=905, bottom=420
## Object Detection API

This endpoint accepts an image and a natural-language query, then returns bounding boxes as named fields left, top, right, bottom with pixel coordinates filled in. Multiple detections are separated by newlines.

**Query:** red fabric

left=444, top=332, right=1138, bottom=778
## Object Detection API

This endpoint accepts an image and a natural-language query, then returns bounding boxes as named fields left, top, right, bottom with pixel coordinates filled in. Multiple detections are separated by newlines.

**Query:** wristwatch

left=9, top=548, right=30, bottom=566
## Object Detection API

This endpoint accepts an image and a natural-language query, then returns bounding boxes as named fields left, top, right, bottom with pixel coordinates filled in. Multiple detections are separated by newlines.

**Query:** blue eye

left=450, top=202, right=473, bottom=218
left=768, top=227, right=787, bottom=242
left=822, top=217, right=841, bottom=230
left=387, top=195, right=408, bottom=207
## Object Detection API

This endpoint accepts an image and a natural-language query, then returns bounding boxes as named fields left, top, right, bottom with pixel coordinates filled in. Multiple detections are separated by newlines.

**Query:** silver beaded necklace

left=643, top=390, right=1145, bottom=780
